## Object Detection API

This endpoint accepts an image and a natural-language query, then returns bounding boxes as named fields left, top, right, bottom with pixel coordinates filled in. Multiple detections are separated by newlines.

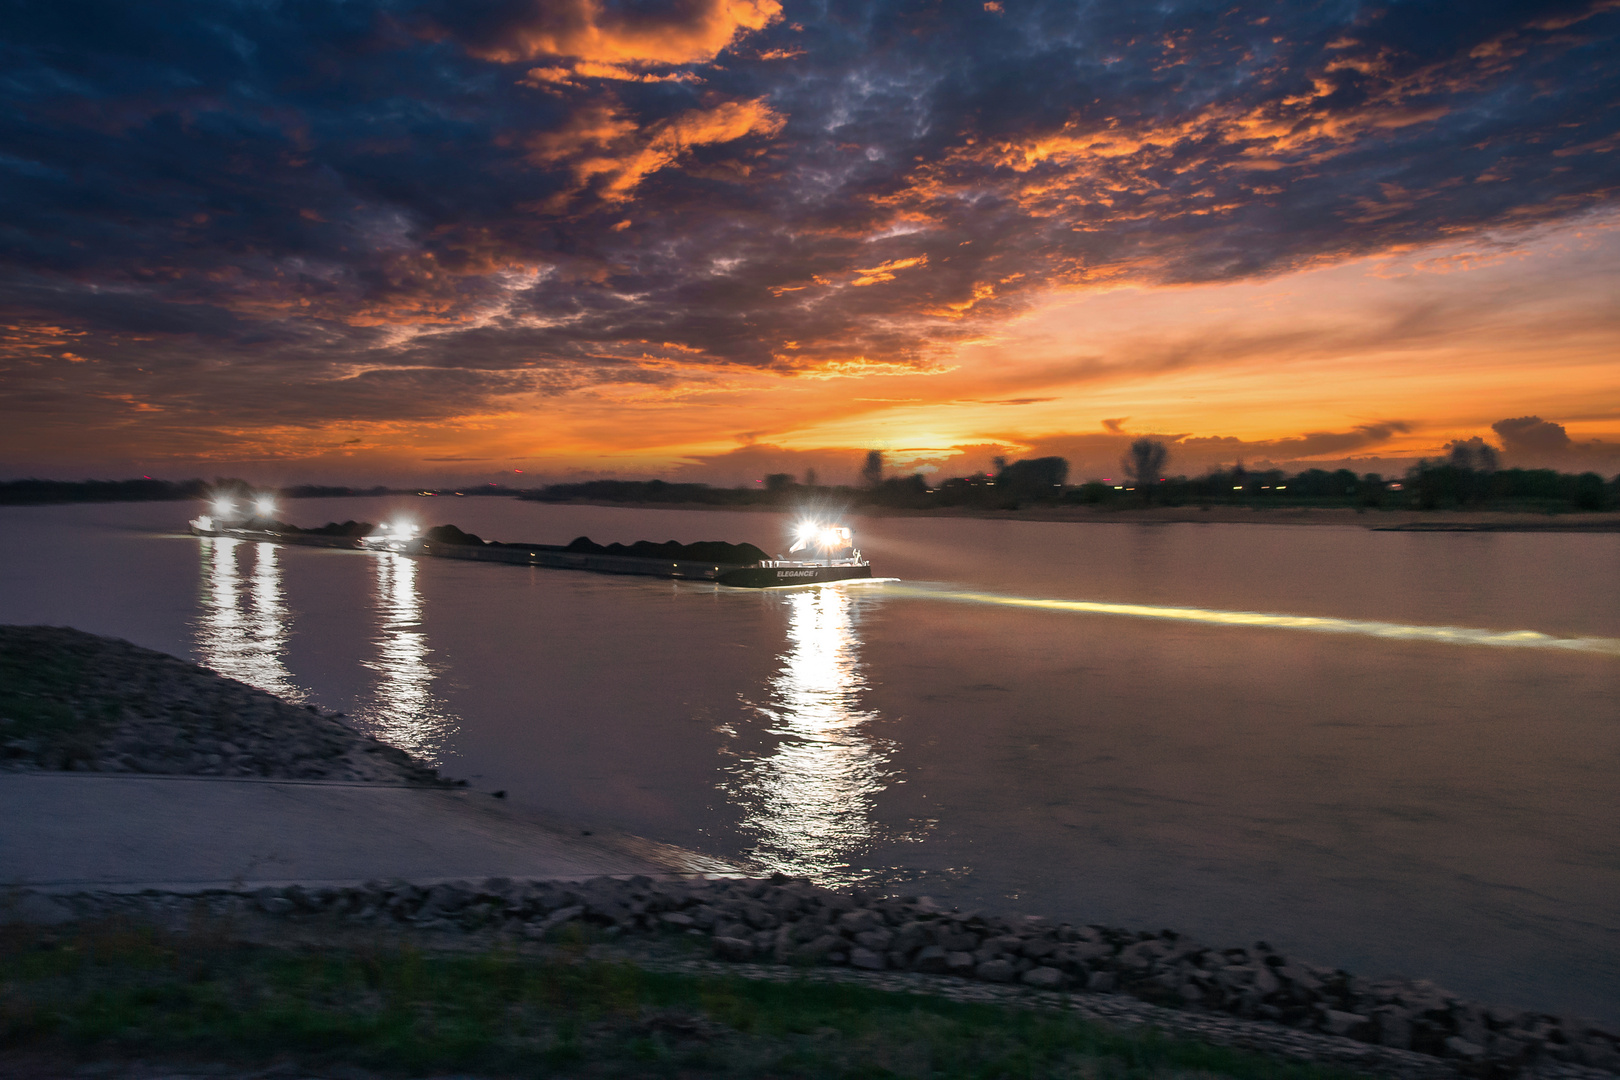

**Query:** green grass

left=0, top=920, right=1373, bottom=1080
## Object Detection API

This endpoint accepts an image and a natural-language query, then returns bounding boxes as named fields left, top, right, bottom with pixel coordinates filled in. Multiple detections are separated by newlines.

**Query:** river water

left=2, top=498, right=1616, bottom=1022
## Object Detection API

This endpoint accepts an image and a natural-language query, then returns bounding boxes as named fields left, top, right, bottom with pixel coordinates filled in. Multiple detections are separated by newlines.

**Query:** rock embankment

left=40, top=875, right=1615, bottom=1080
left=0, top=625, right=444, bottom=784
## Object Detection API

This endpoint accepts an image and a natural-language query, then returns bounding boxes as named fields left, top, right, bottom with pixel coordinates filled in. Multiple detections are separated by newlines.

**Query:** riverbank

left=0, top=625, right=444, bottom=782
left=3, top=625, right=1617, bottom=1079
left=12, top=880, right=1620, bottom=1080
left=885, top=506, right=1620, bottom=530
left=530, top=500, right=1620, bottom=530
left=0, top=918, right=1388, bottom=1080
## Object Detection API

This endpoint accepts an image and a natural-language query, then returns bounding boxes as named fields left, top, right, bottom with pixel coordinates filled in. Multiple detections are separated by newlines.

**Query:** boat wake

left=876, top=583, right=1620, bottom=656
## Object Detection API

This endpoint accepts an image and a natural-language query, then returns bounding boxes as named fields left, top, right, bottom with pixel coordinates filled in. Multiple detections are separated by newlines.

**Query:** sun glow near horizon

left=202, top=213, right=1620, bottom=486
left=31, top=212, right=1610, bottom=489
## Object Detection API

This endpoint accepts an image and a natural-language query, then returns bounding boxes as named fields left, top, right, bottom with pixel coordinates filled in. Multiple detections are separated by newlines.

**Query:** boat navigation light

left=212, top=498, right=234, bottom=515
left=254, top=496, right=275, bottom=516
left=818, top=527, right=842, bottom=550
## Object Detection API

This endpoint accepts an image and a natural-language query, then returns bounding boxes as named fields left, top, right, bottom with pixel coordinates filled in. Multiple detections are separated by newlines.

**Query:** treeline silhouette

left=0, top=478, right=392, bottom=505
left=10, top=456, right=1617, bottom=512
left=521, top=479, right=761, bottom=506
left=522, top=455, right=1619, bottom=513
left=1068, top=465, right=1618, bottom=512
left=0, top=478, right=212, bottom=505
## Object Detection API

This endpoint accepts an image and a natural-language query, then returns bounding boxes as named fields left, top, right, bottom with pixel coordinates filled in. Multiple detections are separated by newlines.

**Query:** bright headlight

left=254, top=497, right=275, bottom=516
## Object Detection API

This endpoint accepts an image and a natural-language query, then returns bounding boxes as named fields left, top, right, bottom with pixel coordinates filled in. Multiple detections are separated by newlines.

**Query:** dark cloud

left=658, top=420, right=1429, bottom=487
left=1021, top=422, right=1416, bottom=480
left=1491, top=415, right=1573, bottom=458
left=1, top=0, right=1617, bottom=433
left=1484, top=415, right=1618, bottom=469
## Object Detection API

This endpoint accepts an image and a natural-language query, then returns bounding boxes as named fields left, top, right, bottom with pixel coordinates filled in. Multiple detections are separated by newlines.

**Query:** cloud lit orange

left=1, top=0, right=1617, bottom=484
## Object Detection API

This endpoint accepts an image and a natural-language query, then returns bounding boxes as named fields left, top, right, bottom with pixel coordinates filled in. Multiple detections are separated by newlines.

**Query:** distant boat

left=188, top=498, right=373, bottom=549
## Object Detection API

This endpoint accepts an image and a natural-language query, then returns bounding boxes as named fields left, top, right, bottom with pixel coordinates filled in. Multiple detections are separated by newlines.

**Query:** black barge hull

left=420, top=539, right=751, bottom=581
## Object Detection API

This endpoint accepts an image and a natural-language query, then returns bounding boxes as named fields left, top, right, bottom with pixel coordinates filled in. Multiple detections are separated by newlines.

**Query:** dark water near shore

left=2, top=499, right=1617, bottom=1022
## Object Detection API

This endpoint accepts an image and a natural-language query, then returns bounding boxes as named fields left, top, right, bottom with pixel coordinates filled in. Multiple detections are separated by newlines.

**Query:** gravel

left=10, top=876, right=1615, bottom=1080
left=0, top=625, right=446, bottom=784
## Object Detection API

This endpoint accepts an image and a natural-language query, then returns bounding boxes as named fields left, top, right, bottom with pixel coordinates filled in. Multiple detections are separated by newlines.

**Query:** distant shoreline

left=528, top=499, right=1620, bottom=531
left=4, top=489, right=1618, bottom=530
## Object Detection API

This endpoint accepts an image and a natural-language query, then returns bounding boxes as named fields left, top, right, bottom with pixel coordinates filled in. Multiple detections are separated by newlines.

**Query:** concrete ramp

left=0, top=772, right=738, bottom=892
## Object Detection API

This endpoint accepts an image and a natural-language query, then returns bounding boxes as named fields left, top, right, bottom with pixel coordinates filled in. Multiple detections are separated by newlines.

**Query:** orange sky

left=150, top=211, right=1616, bottom=486
left=3, top=0, right=1618, bottom=485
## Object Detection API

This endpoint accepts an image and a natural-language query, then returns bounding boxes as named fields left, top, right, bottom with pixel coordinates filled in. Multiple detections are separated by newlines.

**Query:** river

left=2, top=497, right=1616, bottom=1022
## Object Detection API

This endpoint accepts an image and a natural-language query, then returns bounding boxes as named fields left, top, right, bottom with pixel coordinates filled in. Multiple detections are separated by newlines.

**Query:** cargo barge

left=188, top=501, right=874, bottom=588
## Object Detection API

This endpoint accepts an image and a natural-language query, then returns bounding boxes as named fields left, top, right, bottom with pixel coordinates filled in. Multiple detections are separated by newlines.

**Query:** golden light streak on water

left=725, top=587, right=893, bottom=884
left=194, top=537, right=304, bottom=699
left=358, top=551, right=458, bottom=764
left=881, top=583, right=1620, bottom=655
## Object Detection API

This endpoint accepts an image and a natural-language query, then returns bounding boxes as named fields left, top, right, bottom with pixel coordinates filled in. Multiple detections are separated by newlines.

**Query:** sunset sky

left=3, top=0, right=1618, bottom=485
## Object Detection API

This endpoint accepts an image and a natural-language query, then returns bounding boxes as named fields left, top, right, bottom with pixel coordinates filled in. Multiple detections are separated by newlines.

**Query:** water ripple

left=193, top=537, right=304, bottom=699
left=725, top=587, right=894, bottom=885
left=356, top=552, right=458, bottom=764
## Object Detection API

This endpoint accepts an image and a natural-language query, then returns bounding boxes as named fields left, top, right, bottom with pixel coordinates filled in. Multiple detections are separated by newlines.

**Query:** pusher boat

left=717, top=521, right=873, bottom=588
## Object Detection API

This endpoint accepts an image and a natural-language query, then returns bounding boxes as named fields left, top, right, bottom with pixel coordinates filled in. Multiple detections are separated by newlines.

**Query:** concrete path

left=1, top=772, right=738, bottom=893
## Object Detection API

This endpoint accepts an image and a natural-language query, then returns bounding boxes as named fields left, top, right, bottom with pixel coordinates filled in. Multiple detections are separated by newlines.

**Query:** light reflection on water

left=194, top=538, right=456, bottom=762
left=355, top=552, right=457, bottom=764
left=194, top=537, right=304, bottom=701
left=724, top=586, right=894, bottom=884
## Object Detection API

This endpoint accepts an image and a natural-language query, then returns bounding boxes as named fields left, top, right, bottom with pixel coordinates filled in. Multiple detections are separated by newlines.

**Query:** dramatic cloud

left=1486, top=415, right=1618, bottom=468
left=1014, top=424, right=1420, bottom=481
left=425, top=0, right=782, bottom=68
left=1, top=0, right=1618, bottom=477
left=1492, top=415, right=1574, bottom=458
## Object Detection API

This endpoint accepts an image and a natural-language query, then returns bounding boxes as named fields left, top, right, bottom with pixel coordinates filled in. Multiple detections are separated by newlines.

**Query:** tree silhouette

left=1124, top=439, right=1168, bottom=501
left=861, top=450, right=884, bottom=487
left=996, top=456, right=1069, bottom=497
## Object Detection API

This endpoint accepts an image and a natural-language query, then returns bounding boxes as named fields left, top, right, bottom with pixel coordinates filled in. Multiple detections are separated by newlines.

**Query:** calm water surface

left=2, top=499, right=1616, bottom=1021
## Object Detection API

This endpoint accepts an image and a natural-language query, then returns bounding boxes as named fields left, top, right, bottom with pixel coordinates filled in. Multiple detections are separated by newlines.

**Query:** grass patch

left=0, top=920, right=1374, bottom=1080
